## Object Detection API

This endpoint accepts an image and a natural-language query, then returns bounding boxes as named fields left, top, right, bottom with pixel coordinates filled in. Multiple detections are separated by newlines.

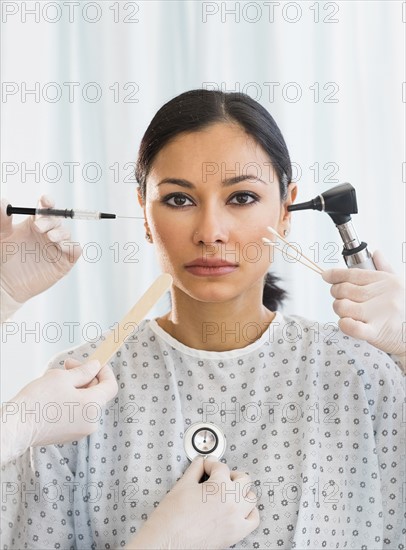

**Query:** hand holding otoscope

left=285, top=182, right=405, bottom=366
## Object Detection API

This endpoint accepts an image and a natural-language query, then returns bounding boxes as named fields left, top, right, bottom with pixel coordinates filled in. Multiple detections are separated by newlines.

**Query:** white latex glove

left=0, top=195, right=82, bottom=307
left=322, top=250, right=406, bottom=367
left=126, top=455, right=260, bottom=550
left=0, top=359, right=118, bottom=466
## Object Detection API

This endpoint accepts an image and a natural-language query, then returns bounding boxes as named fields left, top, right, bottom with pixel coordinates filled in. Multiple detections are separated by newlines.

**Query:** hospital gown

left=1, top=311, right=405, bottom=549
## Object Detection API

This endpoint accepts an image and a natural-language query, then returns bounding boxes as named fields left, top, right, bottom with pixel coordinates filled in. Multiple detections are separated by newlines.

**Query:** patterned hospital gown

left=1, top=312, right=405, bottom=549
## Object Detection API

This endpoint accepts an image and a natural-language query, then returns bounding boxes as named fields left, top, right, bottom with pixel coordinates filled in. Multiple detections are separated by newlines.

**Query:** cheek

left=147, top=201, right=194, bottom=250
left=235, top=204, right=281, bottom=239
left=147, top=207, right=180, bottom=257
left=233, top=206, right=280, bottom=265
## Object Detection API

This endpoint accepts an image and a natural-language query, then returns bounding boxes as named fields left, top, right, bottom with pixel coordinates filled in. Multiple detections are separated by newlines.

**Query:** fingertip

left=67, top=359, right=103, bottom=388
left=337, top=318, right=352, bottom=338
left=0, top=199, right=13, bottom=230
left=72, top=359, right=101, bottom=378
left=202, top=455, right=222, bottom=476
left=1, top=198, right=9, bottom=215
left=202, top=455, right=218, bottom=468
left=38, top=194, right=55, bottom=208
left=98, top=365, right=117, bottom=385
left=64, top=358, right=83, bottom=370
left=338, top=317, right=369, bottom=341
left=96, top=365, right=118, bottom=396
left=189, top=455, right=207, bottom=478
left=372, top=249, right=394, bottom=273
left=321, top=269, right=335, bottom=283
left=204, top=455, right=218, bottom=462
left=86, top=378, right=99, bottom=388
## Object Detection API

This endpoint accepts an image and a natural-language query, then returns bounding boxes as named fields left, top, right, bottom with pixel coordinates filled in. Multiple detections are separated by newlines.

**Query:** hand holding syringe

left=1, top=197, right=84, bottom=305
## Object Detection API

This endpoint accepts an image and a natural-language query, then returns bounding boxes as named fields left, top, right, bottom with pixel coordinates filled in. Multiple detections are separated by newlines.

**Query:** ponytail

left=263, top=273, right=287, bottom=311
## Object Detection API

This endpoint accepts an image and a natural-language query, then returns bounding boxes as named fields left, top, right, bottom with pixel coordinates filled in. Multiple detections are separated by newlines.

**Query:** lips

left=184, top=258, right=238, bottom=268
left=184, top=258, right=239, bottom=277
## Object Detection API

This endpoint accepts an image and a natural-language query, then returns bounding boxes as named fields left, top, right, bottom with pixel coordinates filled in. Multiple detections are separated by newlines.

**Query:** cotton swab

left=262, top=237, right=323, bottom=275
left=262, top=226, right=324, bottom=276
left=266, top=226, right=324, bottom=273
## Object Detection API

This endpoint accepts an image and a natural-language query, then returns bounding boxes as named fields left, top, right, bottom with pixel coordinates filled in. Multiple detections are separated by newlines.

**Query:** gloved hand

left=126, top=456, right=260, bottom=550
left=0, top=359, right=118, bottom=466
left=322, top=250, right=406, bottom=365
left=0, top=195, right=82, bottom=306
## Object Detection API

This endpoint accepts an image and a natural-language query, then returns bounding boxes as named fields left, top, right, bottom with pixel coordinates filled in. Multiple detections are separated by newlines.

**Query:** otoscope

left=287, top=182, right=376, bottom=270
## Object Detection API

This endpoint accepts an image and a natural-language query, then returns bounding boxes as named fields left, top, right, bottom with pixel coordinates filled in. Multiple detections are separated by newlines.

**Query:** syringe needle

left=115, top=215, right=145, bottom=219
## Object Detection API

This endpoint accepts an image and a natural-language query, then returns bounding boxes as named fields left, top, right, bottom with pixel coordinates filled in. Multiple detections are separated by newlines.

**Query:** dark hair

left=135, top=89, right=292, bottom=311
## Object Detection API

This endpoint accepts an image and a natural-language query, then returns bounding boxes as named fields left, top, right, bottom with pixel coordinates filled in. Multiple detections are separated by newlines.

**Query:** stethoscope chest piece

left=184, top=422, right=226, bottom=461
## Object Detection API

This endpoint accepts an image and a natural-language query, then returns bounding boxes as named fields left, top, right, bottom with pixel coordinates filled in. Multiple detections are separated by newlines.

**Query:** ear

left=137, top=187, right=144, bottom=208
left=137, top=187, right=148, bottom=225
left=277, top=183, right=298, bottom=234
left=137, top=188, right=149, bottom=231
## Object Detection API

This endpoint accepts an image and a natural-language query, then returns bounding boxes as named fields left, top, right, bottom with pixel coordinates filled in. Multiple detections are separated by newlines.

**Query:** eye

left=228, top=192, right=259, bottom=206
left=161, top=193, right=194, bottom=208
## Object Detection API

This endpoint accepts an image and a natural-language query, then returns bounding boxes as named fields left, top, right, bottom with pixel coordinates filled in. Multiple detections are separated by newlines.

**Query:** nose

left=192, top=204, right=229, bottom=245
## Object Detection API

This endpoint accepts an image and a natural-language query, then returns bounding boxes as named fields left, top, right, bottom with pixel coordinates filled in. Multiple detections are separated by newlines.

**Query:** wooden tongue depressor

left=88, top=273, right=173, bottom=365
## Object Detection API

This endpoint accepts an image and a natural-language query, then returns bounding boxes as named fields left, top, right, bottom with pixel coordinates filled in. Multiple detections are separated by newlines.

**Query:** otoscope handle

left=351, top=258, right=376, bottom=271
left=343, top=242, right=376, bottom=270
left=347, top=256, right=377, bottom=270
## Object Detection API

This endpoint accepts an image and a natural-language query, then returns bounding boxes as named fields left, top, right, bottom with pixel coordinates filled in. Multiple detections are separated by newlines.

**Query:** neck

left=156, top=284, right=276, bottom=352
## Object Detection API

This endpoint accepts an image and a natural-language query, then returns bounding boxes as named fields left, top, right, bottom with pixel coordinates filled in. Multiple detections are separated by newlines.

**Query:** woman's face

left=138, top=122, right=297, bottom=304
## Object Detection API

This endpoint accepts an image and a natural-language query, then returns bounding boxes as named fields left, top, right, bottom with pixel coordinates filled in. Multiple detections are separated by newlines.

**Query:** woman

left=2, top=90, right=404, bottom=549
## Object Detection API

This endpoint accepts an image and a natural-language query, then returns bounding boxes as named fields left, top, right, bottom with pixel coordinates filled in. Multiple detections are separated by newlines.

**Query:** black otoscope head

left=287, top=182, right=358, bottom=225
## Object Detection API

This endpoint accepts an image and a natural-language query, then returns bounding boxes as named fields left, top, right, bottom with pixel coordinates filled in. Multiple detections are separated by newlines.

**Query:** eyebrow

left=157, top=174, right=268, bottom=188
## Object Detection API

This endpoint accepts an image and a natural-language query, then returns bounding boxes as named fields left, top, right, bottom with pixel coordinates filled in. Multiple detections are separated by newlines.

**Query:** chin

left=177, top=276, right=250, bottom=304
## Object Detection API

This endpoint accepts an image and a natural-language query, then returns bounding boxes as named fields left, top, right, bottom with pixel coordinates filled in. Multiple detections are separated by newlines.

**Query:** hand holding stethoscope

left=126, top=455, right=259, bottom=550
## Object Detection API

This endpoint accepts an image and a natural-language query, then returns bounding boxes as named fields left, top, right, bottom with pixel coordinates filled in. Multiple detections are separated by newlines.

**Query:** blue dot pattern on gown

left=1, top=312, right=405, bottom=549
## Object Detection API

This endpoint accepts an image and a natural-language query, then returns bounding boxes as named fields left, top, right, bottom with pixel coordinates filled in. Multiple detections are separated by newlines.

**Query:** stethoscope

left=184, top=422, right=227, bottom=481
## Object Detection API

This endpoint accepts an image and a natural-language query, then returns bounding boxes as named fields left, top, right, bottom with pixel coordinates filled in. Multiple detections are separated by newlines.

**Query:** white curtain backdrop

left=1, top=1, right=405, bottom=400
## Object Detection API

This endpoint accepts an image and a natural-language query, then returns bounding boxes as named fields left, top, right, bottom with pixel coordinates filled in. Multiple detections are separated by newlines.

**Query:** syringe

left=6, top=205, right=143, bottom=220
